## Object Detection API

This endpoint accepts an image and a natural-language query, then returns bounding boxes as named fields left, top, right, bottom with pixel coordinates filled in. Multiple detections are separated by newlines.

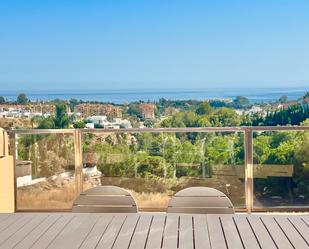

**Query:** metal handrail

left=7, top=126, right=309, bottom=213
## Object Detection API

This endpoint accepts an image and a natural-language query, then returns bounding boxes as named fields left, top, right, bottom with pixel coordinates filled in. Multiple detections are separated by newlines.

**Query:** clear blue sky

left=0, top=0, right=308, bottom=91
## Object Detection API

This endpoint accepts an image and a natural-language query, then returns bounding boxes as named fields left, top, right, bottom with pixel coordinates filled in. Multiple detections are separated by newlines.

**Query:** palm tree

left=54, top=103, right=70, bottom=128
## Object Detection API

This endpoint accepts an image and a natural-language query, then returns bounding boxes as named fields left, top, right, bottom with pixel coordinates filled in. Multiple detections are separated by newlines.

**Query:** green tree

left=127, top=104, right=140, bottom=117
left=161, top=113, right=186, bottom=128
left=127, top=116, right=139, bottom=128
left=195, top=116, right=210, bottom=127
left=54, top=103, right=70, bottom=128
left=253, top=135, right=271, bottom=164
left=182, top=111, right=198, bottom=127
left=0, top=96, right=5, bottom=104
left=278, top=95, right=288, bottom=103
left=304, top=92, right=309, bottom=99
left=73, top=120, right=86, bottom=128
left=233, top=96, right=250, bottom=108
left=262, top=105, right=309, bottom=126
left=196, top=102, right=212, bottom=115
left=69, top=98, right=79, bottom=112
left=17, top=93, right=28, bottom=104
left=144, top=119, right=154, bottom=128
left=30, top=116, right=43, bottom=128
left=161, top=118, right=172, bottom=128
left=294, top=132, right=309, bottom=200
left=301, top=118, right=309, bottom=126
left=210, top=108, right=240, bottom=126
left=37, top=117, right=55, bottom=129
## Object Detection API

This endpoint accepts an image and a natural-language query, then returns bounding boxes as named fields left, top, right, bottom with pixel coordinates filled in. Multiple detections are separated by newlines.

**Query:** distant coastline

left=1, top=87, right=308, bottom=104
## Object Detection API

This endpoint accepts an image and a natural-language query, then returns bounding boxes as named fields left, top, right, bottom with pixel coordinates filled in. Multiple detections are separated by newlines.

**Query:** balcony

left=0, top=126, right=307, bottom=213
left=1, top=126, right=309, bottom=248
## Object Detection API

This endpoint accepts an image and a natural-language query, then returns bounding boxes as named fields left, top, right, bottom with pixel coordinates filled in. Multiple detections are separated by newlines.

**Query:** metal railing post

left=74, top=129, right=83, bottom=196
left=244, top=129, right=253, bottom=213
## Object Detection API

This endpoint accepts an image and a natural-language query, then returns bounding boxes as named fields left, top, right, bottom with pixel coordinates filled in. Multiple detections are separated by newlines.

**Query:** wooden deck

left=0, top=213, right=308, bottom=249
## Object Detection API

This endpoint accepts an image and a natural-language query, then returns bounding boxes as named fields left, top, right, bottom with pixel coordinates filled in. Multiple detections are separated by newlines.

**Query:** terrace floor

left=0, top=213, right=308, bottom=249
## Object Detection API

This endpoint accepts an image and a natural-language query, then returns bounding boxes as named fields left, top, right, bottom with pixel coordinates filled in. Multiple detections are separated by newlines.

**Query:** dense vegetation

left=248, top=105, right=309, bottom=126
left=13, top=91, right=309, bottom=207
left=18, top=118, right=309, bottom=207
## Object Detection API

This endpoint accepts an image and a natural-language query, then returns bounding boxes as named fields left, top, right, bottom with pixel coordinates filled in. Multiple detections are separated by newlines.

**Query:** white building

left=0, top=111, right=8, bottom=118
left=6, top=110, right=22, bottom=118
left=22, top=111, right=31, bottom=118
left=114, top=118, right=132, bottom=129
left=87, top=116, right=107, bottom=126
left=85, top=123, right=95, bottom=129
left=86, top=116, right=132, bottom=129
left=236, top=106, right=263, bottom=116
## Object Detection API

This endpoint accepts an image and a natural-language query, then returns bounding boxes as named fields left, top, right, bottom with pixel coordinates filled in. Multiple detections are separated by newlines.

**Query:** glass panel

left=253, top=130, right=309, bottom=208
left=16, top=133, right=75, bottom=210
left=82, top=131, right=245, bottom=210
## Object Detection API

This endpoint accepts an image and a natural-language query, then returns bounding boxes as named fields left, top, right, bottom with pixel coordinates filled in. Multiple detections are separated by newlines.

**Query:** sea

left=1, top=87, right=308, bottom=104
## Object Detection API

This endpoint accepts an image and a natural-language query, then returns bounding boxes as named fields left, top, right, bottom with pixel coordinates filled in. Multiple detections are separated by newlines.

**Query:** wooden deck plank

left=275, top=216, right=309, bottom=249
left=145, top=214, right=166, bottom=249
left=178, top=215, right=193, bottom=249
left=0, top=214, right=10, bottom=218
left=47, top=213, right=99, bottom=249
left=192, top=214, right=211, bottom=249
left=30, top=214, right=75, bottom=249
left=79, top=215, right=114, bottom=249
left=0, top=213, right=308, bottom=249
left=0, top=214, right=12, bottom=224
left=233, top=216, right=260, bottom=249
left=206, top=214, right=227, bottom=249
left=112, top=214, right=140, bottom=249
left=0, top=214, right=24, bottom=234
left=302, top=216, right=309, bottom=226
left=0, top=214, right=32, bottom=245
left=247, top=216, right=277, bottom=249
left=0, top=214, right=47, bottom=249
left=95, top=214, right=127, bottom=249
left=288, top=216, right=309, bottom=244
left=14, top=214, right=63, bottom=249
left=129, top=215, right=153, bottom=249
left=161, top=214, right=179, bottom=249
left=220, top=215, right=244, bottom=249
left=260, top=216, right=294, bottom=249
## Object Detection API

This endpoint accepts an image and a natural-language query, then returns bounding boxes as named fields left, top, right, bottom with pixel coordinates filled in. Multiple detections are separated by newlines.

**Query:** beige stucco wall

left=0, top=128, right=14, bottom=213
left=0, top=156, right=14, bottom=212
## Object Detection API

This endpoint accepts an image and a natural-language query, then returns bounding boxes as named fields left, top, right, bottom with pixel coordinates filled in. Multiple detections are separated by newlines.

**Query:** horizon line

left=1, top=86, right=308, bottom=93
